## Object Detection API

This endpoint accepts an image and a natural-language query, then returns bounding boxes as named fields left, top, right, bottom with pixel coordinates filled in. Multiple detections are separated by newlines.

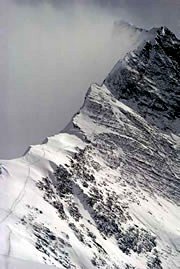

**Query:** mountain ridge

left=0, top=25, right=179, bottom=269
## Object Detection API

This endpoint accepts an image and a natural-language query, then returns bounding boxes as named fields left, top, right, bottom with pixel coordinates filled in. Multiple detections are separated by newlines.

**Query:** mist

left=1, top=0, right=179, bottom=159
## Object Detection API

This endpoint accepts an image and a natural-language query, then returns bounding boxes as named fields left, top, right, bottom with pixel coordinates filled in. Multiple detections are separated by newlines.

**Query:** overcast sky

left=13, top=0, right=180, bottom=34
left=0, top=0, right=180, bottom=159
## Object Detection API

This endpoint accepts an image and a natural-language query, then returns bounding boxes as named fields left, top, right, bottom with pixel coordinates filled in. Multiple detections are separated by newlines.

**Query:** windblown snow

left=0, top=25, right=179, bottom=269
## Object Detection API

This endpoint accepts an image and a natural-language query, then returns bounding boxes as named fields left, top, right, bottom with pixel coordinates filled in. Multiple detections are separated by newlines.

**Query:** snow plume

left=1, top=0, right=144, bottom=159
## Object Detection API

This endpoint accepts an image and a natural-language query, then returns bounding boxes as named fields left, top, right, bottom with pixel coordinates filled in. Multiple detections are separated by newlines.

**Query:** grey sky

left=0, top=0, right=179, bottom=159
left=14, top=0, right=180, bottom=34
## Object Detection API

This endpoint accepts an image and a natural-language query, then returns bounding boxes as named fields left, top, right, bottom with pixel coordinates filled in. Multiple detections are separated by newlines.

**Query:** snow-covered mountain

left=0, top=25, right=179, bottom=269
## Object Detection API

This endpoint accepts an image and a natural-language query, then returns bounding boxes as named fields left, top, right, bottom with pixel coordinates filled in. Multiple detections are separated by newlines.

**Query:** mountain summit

left=0, top=26, right=179, bottom=269
left=106, top=26, right=180, bottom=133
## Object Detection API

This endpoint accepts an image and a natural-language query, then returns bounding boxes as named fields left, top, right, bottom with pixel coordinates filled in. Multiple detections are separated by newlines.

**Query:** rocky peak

left=105, top=26, right=180, bottom=133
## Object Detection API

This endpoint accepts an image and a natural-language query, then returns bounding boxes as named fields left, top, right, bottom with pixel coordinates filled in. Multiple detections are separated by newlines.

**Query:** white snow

left=0, top=133, right=86, bottom=266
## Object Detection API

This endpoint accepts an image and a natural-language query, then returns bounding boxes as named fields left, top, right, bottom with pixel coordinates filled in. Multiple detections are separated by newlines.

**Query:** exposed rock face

left=105, top=26, right=180, bottom=133
left=0, top=26, right=179, bottom=269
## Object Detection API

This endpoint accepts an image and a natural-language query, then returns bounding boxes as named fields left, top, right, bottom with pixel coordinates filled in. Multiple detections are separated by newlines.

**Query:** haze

left=0, top=0, right=179, bottom=159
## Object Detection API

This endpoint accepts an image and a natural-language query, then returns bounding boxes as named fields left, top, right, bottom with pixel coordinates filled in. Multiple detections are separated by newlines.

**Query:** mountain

left=107, top=26, right=180, bottom=133
left=0, top=25, right=179, bottom=269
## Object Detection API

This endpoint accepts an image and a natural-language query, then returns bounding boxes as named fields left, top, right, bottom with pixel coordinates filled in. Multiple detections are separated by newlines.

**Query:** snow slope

left=0, top=25, right=179, bottom=269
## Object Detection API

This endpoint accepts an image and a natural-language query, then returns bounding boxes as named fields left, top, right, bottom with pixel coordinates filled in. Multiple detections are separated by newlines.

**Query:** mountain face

left=106, top=26, right=180, bottom=133
left=0, top=26, right=179, bottom=269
